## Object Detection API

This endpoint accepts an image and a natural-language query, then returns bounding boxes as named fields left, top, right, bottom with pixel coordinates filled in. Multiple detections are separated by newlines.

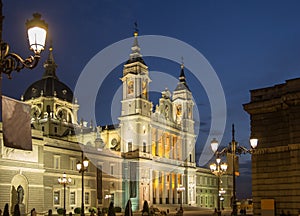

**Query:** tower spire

left=43, top=41, right=58, bottom=79
left=126, top=22, right=145, bottom=65
left=175, top=57, right=190, bottom=91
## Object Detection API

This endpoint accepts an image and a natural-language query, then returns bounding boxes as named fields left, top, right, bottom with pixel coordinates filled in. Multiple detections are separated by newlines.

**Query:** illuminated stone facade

left=0, top=33, right=232, bottom=214
left=244, top=78, right=300, bottom=216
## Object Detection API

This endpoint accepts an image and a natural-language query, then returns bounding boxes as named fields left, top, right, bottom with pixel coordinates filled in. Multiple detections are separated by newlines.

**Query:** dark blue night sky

left=4, top=0, right=300, bottom=199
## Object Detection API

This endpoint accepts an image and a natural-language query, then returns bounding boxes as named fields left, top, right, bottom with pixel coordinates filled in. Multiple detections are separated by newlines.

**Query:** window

left=85, top=192, right=90, bottom=205
left=54, top=190, right=60, bottom=205
left=54, top=156, right=60, bottom=169
left=70, top=158, right=76, bottom=171
left=143, top=142, right=146, bottom=153
left=70, top=191, right=76, bottom=205
left=110, top=165, right=114, bottom=175
left=54, top=127, right=57, bottom=133
left=128, top=142, right=132, bottom=152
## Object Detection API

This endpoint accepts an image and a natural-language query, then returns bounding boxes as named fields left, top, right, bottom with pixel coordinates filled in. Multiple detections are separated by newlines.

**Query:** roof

left=23, top=47, right=74, bottom=103
left=174, top=64, right=191, bottom=92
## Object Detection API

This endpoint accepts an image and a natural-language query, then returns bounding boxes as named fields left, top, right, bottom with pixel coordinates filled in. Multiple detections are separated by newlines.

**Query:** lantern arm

left=216, top=147, right=230, bottom=157
left=0, top=42, right=40, bottom=78
left=236, top=145, right=252, bottom=155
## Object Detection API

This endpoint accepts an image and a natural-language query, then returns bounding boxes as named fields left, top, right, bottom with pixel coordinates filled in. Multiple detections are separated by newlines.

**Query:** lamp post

left=76, top=156, right=89, bottom=216
left=58, top=172, right=72, bottom=216
left=210, top=124, right=258, bottom=216
left=176, top=185, right=185, bottom=216
left=0, top=0, right=48, bottom=79
left=210, top=157, right=228, bottom=216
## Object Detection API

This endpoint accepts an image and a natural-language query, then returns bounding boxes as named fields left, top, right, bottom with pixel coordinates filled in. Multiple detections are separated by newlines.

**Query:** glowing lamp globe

left=26, top=13, right=48, bottom=54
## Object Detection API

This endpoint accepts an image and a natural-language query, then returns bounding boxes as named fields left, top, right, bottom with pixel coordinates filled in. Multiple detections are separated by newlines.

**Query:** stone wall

left=244, top=78, right=300, bottom=216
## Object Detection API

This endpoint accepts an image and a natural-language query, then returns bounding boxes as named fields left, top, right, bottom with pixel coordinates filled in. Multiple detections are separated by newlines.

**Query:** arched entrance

left=11, top=174, right=29, bottom=215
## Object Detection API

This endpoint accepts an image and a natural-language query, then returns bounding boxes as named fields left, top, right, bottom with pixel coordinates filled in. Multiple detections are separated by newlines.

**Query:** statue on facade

left=17, top=185, right=24, bottom=204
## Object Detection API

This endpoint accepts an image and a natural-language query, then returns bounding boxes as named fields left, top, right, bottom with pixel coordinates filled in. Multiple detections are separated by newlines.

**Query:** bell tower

left=172, top=63, right=195, bottom=163
left=119, top=29, right=152, bottom=152
left=120, top=31, right=151, bottom=117
left=119, top=29, right=153, bottom=211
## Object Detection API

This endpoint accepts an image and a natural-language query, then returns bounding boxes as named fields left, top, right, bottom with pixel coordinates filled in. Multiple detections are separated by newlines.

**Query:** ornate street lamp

left=176, top=185, right=185, bottom=216
left=77, top=156, right=89, bottom=216
left=0, top=1, right=48, bottom=78
left=210, top=157, right=228, bottom=216
left=58, top=173, right=72, bottom=216
left=210, top=124, right=258, bottom=216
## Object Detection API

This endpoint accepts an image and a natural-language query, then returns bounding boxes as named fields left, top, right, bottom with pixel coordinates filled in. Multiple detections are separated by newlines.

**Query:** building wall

left=244, top=78, right=300, bottom=216
left=196, top=168, right=232, bottom=210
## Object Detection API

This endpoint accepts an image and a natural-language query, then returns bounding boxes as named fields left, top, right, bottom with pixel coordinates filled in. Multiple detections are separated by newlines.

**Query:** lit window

left=85, top=192, right=90, bottom=205
left=54, top=190, right=60, bottom=205
left=70, top=191, right=76, bottom=205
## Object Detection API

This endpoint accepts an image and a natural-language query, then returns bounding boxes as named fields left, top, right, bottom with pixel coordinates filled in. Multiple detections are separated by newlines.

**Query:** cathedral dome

left=23, top=47, right=73, bottom=103
left=23, top=77, right=73, bottom=102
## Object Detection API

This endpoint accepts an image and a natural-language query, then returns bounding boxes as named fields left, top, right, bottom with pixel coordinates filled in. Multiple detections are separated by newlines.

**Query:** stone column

left=174, top=136, right=177, bottom=160
left=169, top=173, right=173, bottom=204
left=162, top=133, right=166, bottom=158
left=174, top=173, right=178, bottom=204
left=149, top=169, right=153, bottom=205
left=155, top=129, right=159, bottom=156
left=170, top=135, right=173, bottom=159
left=162, top=171, right=166, bottom=204
left=155, top=171, right=160, bottom=204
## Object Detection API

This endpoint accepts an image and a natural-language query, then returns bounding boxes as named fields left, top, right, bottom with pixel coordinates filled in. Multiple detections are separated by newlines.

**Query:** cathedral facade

left=0, top=32, right=232, bottom=214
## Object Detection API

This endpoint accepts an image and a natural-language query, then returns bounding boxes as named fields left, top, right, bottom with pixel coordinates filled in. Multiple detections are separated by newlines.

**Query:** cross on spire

left=134, top=21, right=138, bottom=36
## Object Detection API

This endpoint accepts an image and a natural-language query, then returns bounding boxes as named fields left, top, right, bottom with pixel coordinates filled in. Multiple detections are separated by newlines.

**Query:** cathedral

left=0, top=31, right=232, bottom=214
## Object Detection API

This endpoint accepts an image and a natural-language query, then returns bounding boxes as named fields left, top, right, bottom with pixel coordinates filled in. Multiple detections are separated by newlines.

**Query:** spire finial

left=127, top=21, right=144, bottom=63
left=49, top=39, right=53, bottom=51
left=134, top=21, right=138, bottom=37
left=181, top=56, right=184, bottom=69
left=232, top=124, right=235, bottom=141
